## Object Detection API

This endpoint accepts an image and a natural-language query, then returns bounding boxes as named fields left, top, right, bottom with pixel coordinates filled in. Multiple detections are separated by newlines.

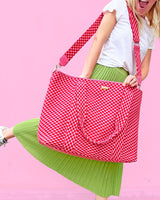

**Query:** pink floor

left=0, top=190, right=160, bottom=200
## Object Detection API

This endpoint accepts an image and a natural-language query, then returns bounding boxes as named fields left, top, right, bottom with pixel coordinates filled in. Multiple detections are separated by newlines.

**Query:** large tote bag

left=37, top=6, right=143, bottom=163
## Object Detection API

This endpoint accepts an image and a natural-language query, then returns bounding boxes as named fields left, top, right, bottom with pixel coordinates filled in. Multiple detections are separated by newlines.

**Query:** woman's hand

left=78, top=74, right=90, bottom=79
left=123, top=75, right=139, bottom=87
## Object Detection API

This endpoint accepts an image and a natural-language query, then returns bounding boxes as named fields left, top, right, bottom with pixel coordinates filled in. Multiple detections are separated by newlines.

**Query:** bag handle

left=77, top=80, right=133, bottom=145
left=56, top=5, right=142, bottom=86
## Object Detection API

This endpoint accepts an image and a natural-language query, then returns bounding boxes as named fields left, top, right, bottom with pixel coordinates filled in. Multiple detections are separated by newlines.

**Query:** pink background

left=0, top=0, right=160, bottom=199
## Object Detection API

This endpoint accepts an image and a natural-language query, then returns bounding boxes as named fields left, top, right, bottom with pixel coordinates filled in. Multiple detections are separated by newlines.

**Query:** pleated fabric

left=12, top=63, right=129, bottom=198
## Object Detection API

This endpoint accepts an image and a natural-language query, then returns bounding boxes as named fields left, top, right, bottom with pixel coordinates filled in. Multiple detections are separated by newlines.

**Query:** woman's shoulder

left=141, top=17, right=155, bottom=38
left=140, top=17, right=156, bottom=49
left=102, top=0, right=127, bottom=21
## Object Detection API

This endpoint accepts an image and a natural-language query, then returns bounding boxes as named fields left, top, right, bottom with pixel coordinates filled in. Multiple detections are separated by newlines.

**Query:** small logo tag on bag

left=101, top=86, right=109, bottom=90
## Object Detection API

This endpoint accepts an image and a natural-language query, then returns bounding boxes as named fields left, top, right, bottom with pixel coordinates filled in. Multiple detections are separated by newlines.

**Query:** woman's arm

left=79, top=10, right=117, bottom=78
left=137, top=49, right=152, bottom=81
left=123, top=49, right=153, bottom=87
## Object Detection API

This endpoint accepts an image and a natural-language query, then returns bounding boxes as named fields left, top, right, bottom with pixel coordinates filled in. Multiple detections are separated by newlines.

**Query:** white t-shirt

left=96, top=0, right=156, bottom=75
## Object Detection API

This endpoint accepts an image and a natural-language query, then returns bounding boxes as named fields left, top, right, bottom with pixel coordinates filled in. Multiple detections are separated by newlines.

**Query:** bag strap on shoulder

left=56, top=5, right=142, bottom=86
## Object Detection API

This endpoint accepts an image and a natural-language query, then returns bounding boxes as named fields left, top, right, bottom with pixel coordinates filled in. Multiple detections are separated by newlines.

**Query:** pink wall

left=0, top=0, right=160, bottom=198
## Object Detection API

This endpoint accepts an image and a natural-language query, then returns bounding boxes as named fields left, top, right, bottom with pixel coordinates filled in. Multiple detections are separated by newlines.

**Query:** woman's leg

left=95, top=194, right=108, bottom=200
left=1, top=119, right=121, bottom=199
left=2, top=127, right=15, bottom=140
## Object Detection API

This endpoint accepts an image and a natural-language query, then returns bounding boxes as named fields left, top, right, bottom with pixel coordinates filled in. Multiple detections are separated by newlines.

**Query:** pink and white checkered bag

left=37, top=5, right=143, bottom=163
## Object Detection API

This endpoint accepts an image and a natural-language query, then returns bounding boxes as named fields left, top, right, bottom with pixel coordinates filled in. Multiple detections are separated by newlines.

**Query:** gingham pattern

left=37, top=6, right=143, bottom=163
left=127, top=5, right=142, bottom=86
left=60, top=13, right=103, bottom=64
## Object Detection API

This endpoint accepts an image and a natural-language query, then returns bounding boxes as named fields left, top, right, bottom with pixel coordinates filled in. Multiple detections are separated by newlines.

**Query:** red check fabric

left=37, top=6, right=143, bottom=163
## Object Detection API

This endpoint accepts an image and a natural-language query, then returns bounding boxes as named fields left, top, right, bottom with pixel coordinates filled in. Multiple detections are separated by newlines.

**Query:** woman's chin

left=136, top=5, right=147, bottom=17
left=136, top=9, right=146, bottom=18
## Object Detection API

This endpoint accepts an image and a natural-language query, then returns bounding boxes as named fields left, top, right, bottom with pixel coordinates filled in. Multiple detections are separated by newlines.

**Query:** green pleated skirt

left=12, top=63, right=129, bottom=198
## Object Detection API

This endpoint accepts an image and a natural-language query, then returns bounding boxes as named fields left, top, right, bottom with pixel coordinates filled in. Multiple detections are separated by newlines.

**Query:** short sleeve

left=102, top=0, right=125, bottom=21
left=148, top=29, right=156, bottom=49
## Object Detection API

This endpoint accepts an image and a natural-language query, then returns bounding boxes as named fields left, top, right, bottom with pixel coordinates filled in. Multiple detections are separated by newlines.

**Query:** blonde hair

left=126, top=0, right=160, bottom=38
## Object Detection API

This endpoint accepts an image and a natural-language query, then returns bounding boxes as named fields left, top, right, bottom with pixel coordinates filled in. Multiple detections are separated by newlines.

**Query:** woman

left=0, top=0, right=160, bottom=199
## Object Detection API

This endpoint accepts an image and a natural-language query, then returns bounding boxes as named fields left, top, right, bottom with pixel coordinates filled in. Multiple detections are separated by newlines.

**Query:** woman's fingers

left=123, top=75, right=138, bottom=87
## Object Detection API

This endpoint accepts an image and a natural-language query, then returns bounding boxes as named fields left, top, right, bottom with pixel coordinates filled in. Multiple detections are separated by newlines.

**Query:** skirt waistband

left=90, top=63, right=129, bottom=83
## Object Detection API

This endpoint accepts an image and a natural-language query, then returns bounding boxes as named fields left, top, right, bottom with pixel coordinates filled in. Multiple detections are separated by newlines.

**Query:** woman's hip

left=90, top=63, right=129, bottom=83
